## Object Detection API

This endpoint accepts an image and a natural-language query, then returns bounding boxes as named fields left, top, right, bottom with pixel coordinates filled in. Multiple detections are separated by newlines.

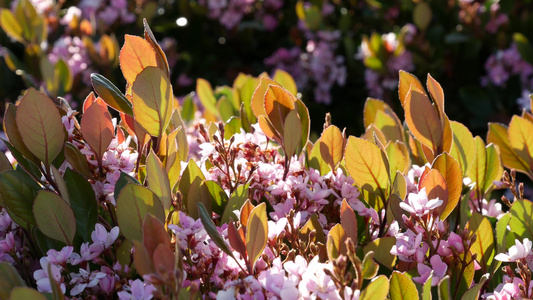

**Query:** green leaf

left=283, top=109, right=302, bottom=159
left=16, top=88, right=65, bottom=166
left=221, top=183, right=249, bottom=224
left=116, top=183, right=165, bottom=241
left=509, top=199, right=533, bottom=241
left=360, top=275, right=390, bottom=300
left=327, top=223, right=347, bottom=261
left=513, top=33, right=533, bottom=65
left=0, top=263, right=26, bottom=300
left=273, top=69, right=297, bottom=96
left=361, top=251, right=379, bottom=279
left=421, top=273, right=432, bottom=300
left=132, top=66, right=174, bottom=137
left=496, top=212, right=513, bottom=254
left=9, top=287, right=47, bottom=300
left=64, top=142, right=92, bottom=179
left=179, top=159, right=206, bottom=213
left=345, top=136, right=390, bottom=206
left=466, top=212, right=495, bottom=271
left=508, top=115, right=533, bottom=172
left=114, top=172, right=140, bottom=201
left=390, top=271, right=419, bottom=300
left=63, top=169, right=97, bottom=243
left=146, top=149, right=172, bottom=215
left=0, top=170, right=41, bottom=228
left=438, top=276, right=451, bottom=300
left=487, top=123, right=530, bottom=177
left=0, top=9, right=24, bottom=43
left=203, top=180, right=229, bottom=216
left=33, top=190, right=76, bottom=245
left=197, top=202, right=239, bottom=264
left=91, top=73, right=133, bottom=115
left=196, top=78, right=220, bottom=118
left=246, top=202, right=268, bottom=272
left=4, top=104, right=40, bottom=166
left=460, top=273, right=489, bottom=300
left=450, top=121, right=475, bottom=175
left=363, top=237, right=397, bottom=269
left=50, top=165, right=69, bottom=204
left=309, top=140, right=331, bottom=175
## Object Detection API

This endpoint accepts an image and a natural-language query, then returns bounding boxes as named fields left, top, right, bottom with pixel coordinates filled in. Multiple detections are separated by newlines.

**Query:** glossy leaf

left=131, top=66, right=174, bottom=137
left=360, top=275, right=390, bottom=300
left=345, top=136, right=390, bottom=203
left=264, top=85, right=296, bottom=133
left=116, top=183, right=165, bottom=241
left=246, top=202, right=268, bottom=272
left=251, top=78, right=280, bottom=118
left=467, top=212, right=494, bottom=270
left=509, top=199, right=533, bottom=241
left=91, top=73, right=133, bottom=115
left=432, top=153, right=462, bottom=220
left=16, top=88, right=65, bottom=166
left=64, top=169, right=98, bottom=243
left=146, top=149, right=172, bottom=214
left=81, top=102, right=114, bottom=163
left=467, top=137, right=503, bottom=200
left=390, top=271, right=419, bottom=300
left=119, top=35, right=158, bottom=85
left=33, top=190, right=76, bottom=245
left=487, top=122, right=530, bottom=176
left=404, top=88, right=443, bottom=154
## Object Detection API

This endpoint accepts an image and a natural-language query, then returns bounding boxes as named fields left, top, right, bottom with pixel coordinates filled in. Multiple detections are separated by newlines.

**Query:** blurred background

left=1, top=0, right=532, bottom=138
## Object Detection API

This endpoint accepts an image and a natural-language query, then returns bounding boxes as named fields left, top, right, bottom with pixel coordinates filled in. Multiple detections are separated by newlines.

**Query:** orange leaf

left=340, top=199, right=357, bottom=243
left=405, top=87, right=443, bottom=154
left=81, top=102, right=114, bottom=161
left=240, top=199, right=255, bottom=229
left=264, top=85, right=295, bottom=133
left=16, top=88, right=65, bottom=166
left=119, top=35, right=158, bottom=85
left=251, top=78, right=280, bottom=118
left=432, top=153, right=462, bottom=220
left=419, top=169, right=448, bottom=216
left=426, top=73, right=445, bottom=122
left=398, top=70, right=425, bottom=107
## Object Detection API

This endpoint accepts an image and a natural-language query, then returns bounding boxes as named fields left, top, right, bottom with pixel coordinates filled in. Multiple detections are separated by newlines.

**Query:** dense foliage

left=0, top=19, right=532, bottom=299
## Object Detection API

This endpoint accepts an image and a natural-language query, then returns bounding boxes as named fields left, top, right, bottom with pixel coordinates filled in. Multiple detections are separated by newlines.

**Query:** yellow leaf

left=319, top=125, right=344, bottom=172
left=508, top=115, right=533, bottom=171
left=398, top=71, right=425, bottom=107
left=487, top=122, right=530, bottom=177
left=345, top=136, right=390, bottom=203
left=450, top=121, right=475, bottom=175
left=327, top=223, right=347, bottom=261
left=273, top=69, right=298, bottom=96
left=131, top=67, right=174, bottom=137
left=246, top=202, right=268, bottom=272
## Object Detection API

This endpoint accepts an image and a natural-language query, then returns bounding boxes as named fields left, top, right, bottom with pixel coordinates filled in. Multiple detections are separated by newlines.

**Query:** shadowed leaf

left=81, top=102, right=114, bottom=163
left=64, top=169, right=98, bottom=243
left=146, top=149, right=172, bottom=214
left=33, top=190, right=76, bottom=245
left=91, top=73, right=133, bottom=115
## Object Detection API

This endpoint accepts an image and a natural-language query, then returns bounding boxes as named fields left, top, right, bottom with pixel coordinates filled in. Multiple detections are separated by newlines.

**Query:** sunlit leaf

left=345, top=136, right=390, bottom=204
left=0, top=9, right=23, bottom=43
left=81, top=102, right=114, bottom=164
left=450, top=121, right=475, bottom=175
left=116, top=183, right=165, bottom=241
left=460, top=273, right=489, bottom=300
left=363, top=237, right=397, bottom=269
left=467, top=137, right=502, bottom=200
left=16, top=88, right=65, bottom=166
left=327, top=223, right=347, bottom=260
left=179, top=159, right=206, bottom=214
left=132, top=66, right=174, bottom=137
left=438, top=276, right=451, bottom=300
left=404, top=88, right=443, bottom=154
left=273, top=69, right=297, bottom=96
left=496, top=212, right=513, bottom=254
left=119, top=35, right=158, bottom=85
left=509, top=199, right=533, bottom=241
left=196, top=78, right=220, bottom=118
left=426, top=73, right=445, bottom=120
left=143, top=19, right=170, bottom=77
left=419, top=169, right=448, bottom=217
left=398, top=71, right=425, bottom=107
left=33, top=190, right=76, bottom=245
left=309, top=140, right=331, bottom=175
left=487, top=122, right=530, bottom=177
left=386, top=141, right=409, bottom=180
left=320, top=125, right=344, bottom=172
left=187, top=180, right=212, bottom=219
left=432, top=153, right=462, bottom=220
left=361, top=251, right=379, bottom=279
left=508, top=116, right=533, bottom=172
left=146, top=149, right=172, bottom=214
left=360, top=275, right=390, bottom=300
left=340, top=199, right=357, bottom=243
left=467, top=212, right=494, bottom=270
left=283, top=109, right=302, bottom=158
left=221, top=183, right=250, bottom=224
left=246, top=202, right=268, bottom=272
left=390, top=271, right=419, bottom=300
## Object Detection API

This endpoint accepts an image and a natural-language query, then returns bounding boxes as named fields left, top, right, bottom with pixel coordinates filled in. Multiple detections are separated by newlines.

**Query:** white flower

left=495, top=238, right=533, bottom=262
left=400, top=187, right=443, bottom=217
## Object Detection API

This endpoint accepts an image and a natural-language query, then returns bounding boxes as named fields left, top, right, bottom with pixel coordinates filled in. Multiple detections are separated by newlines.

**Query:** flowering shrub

left=1, top=23, right=533, bottom=299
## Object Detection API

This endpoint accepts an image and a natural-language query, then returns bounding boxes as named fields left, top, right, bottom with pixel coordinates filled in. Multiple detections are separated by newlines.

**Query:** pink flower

left=33, top=258, right=66, bottom=294
left=413, top=255, right=448, bottom=286
left=390, top=229, right=428, bottom=263
left=89, top=224, right=119, bottom=254
left=495, top=238, right=533, bottom=262
left=46, top=246, right=74, bottom=264
left=69, top=266, right=107, bottom=296
left=400, top=187, right=443, bottom=217
left=118, top=279, right=156, bottom=300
